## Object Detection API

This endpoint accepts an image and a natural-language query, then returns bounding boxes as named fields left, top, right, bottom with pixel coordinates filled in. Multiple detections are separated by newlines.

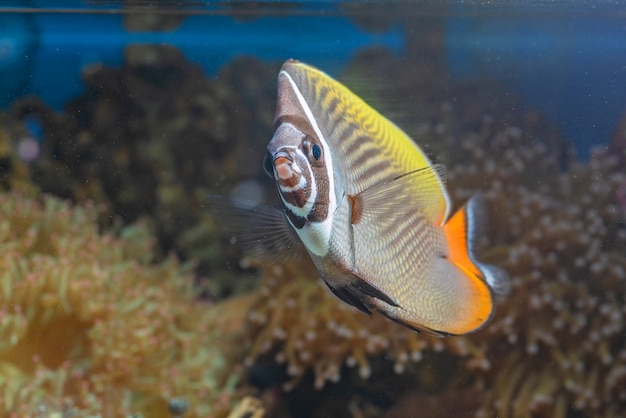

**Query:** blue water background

left=1, top=2, right=626, bottom=156
left=446, top=13, right=626, bottom=158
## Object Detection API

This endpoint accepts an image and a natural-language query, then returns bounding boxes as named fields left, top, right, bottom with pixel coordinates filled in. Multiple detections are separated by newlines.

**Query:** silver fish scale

left=354, top=208, right=451, bottom=315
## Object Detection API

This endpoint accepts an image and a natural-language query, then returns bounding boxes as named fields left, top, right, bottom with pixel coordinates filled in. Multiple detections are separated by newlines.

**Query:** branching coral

left=0, top=192, right=249, bottom=417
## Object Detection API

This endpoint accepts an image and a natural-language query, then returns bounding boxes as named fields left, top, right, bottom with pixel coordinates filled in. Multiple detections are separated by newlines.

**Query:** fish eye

left=302, top=138, right=323, bottom=165
left=263, top=152, right=274, bottom=177
left=312, top=144, right=322, bottom=160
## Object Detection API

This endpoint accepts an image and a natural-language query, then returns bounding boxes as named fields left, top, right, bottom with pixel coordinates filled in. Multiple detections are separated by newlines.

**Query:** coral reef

left=0, top=192, right=250, bottom=417
left=454, top=139, right=626, bottom=418
left=239, top=111, right=626, bottom=417
left=4, top=52, right=281, bottom=299
left=1, top=15, right=623, bottom=418
left=0, top=119, right=38, bottom=195
left=234, top=50, right=626, bottom=417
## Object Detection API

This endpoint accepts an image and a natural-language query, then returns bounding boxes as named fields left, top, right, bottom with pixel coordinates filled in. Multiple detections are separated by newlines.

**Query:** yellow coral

left=0, top=192, right=247, bottom=417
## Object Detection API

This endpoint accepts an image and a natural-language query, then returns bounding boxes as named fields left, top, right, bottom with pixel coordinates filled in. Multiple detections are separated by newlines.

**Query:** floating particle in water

left=17, top=136, right=40, bottom=162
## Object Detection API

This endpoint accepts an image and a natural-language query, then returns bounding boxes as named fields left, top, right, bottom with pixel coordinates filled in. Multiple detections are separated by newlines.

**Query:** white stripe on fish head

left=265, top=71, right=342, bottom=256
left=279, top=70, right=337, bottom=220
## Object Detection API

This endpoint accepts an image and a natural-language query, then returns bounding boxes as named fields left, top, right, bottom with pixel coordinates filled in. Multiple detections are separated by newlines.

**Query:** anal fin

left=376, top=309, right=448, bottom=336
left=325, top=281, right=372, bottom=315
left=323, top=271, right=400, bottom=315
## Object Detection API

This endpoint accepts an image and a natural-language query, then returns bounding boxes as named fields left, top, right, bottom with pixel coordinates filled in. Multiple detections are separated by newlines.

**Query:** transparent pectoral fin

left=205, top=194, right=306, bottom=263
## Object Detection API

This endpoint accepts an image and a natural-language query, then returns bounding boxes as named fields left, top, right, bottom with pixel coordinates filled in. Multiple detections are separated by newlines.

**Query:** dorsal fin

left=279, top=60, right=451, bottom=223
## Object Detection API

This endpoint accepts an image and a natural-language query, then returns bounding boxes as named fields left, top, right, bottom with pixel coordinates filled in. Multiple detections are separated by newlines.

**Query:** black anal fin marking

left=379, top=311, right=447, bottom=337
left=324, top=272, right=399, bottom=315
left=350, top=271, right=400, bottom=307
left=324, top=281, right=372, bottom=315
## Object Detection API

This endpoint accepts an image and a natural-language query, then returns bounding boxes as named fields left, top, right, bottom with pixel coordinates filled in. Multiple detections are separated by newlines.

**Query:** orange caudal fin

left=443, top=193, right=510, bottom=296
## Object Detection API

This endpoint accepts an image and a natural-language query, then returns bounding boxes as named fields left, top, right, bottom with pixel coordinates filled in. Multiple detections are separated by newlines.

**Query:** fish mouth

left=273, top=152, right=302, bottom=188
left=273, top=155, right=294, bottom=182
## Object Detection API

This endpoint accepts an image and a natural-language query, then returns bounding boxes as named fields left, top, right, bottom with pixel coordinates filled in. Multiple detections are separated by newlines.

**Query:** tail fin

left=380, top=193, right=509, bottom=336
left=443, top=193, right=510, bottom=296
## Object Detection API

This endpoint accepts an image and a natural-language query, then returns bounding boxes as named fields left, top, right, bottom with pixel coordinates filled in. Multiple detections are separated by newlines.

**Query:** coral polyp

left=240, top=108, right=626, bottom=417
left=0, top=192, right=247, bottom=417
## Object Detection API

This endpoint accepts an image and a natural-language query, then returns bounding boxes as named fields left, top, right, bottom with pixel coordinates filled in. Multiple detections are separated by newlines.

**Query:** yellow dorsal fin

left=280, top=60, right=451, bottom=225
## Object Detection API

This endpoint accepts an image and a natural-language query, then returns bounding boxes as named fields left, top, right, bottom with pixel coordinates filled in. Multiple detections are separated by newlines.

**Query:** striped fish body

left=265, top=59, right=507, bottom=335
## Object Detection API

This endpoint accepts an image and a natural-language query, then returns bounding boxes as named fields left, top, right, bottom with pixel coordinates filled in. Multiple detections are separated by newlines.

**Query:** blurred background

left=0, top=2, right=625, bottom=418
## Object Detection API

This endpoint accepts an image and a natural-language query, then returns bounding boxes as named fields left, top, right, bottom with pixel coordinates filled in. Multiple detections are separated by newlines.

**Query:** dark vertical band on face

left=275, top=149, right=312, bottom=209
left=272, top=67, right=337, bottom=226
left=307, top=164, right=329, bottom=222
left=285, top=208, right=307, bottom=229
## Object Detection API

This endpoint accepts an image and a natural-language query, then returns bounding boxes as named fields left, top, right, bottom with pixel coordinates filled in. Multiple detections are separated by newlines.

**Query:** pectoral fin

left=206, top=195, right=306, bottom=263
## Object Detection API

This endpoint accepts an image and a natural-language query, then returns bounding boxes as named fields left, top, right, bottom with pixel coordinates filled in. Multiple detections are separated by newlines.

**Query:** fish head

left=265, top=61, right=342, bottom=229
left=265, top=121, right=330, bottom=226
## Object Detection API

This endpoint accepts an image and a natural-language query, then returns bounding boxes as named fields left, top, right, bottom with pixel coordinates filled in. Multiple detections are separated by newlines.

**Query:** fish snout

left=274, top=155, right=292, bottom=180
left=273, top=152, right=302, bottom=189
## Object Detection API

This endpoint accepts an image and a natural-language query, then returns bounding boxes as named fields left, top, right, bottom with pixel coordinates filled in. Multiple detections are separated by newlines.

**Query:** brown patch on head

left=305, top=163, right=330, bottom=222
left=280, top=189, right=309, bottom=209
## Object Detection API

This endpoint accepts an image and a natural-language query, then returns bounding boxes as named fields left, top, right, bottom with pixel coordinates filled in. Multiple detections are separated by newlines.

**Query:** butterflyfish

left=222, top=59, right=508, bottom=335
